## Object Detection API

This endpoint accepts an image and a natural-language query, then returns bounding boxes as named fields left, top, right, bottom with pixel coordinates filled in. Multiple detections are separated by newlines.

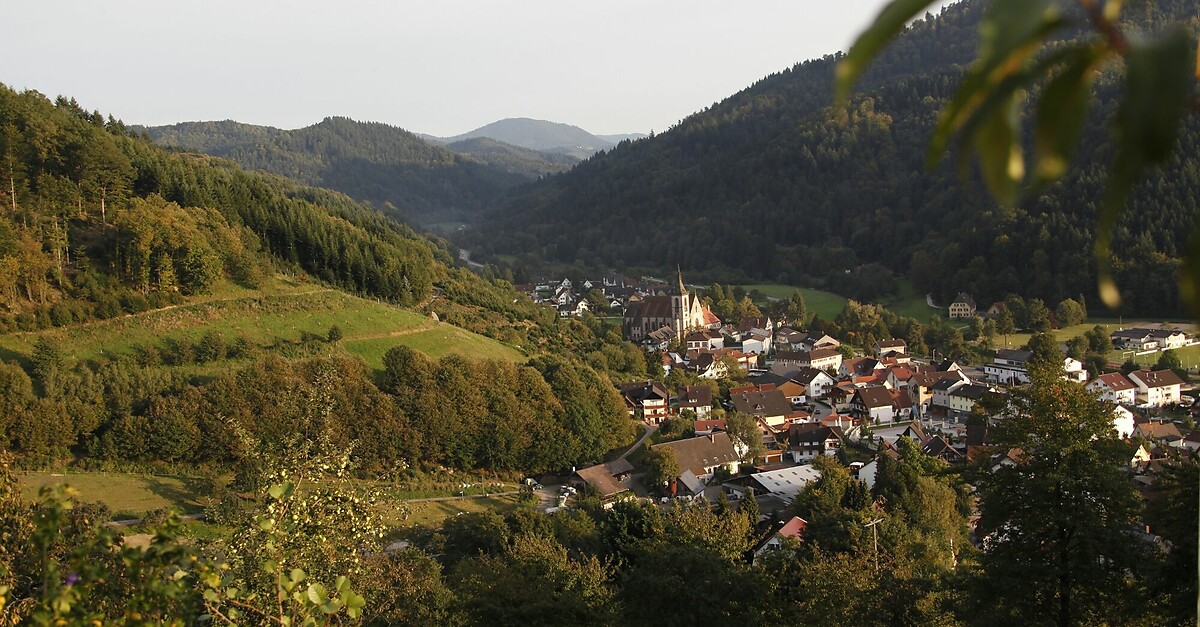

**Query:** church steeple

left=676, top=266, right=687, bottom=296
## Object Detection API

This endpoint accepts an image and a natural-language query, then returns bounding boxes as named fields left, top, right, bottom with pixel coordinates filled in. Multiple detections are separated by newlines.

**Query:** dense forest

left=467, top=0, right=1200, bottom=317
left=141, top=117, right=571, bottom=227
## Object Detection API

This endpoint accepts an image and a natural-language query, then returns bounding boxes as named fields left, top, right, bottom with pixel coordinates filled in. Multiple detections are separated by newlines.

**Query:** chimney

left=709, top=433, right=716, bottom=443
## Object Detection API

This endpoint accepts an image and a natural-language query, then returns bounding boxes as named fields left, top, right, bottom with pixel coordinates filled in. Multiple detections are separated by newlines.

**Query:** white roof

left=748, top=465, right=822, bottom=502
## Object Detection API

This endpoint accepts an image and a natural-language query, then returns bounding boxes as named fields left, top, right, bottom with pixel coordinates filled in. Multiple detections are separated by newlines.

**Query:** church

left=622, top=270, right=709, bottom=343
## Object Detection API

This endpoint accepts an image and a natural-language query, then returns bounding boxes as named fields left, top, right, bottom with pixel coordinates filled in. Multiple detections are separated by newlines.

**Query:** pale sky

left=4, top=1, right=956, bottom=136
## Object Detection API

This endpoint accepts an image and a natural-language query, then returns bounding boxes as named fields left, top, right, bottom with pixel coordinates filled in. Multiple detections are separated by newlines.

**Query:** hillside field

left=0, top=276, right=524, bottom=371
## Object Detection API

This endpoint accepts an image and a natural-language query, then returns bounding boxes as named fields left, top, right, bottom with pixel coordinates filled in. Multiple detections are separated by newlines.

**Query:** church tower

left=671, top=267, right=690, bottom=340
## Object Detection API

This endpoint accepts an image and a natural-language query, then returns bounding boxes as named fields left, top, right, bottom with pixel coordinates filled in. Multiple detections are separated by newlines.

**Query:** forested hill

left=469, top=0, right=1200, bottom=317
left=0, top=86, right=446, bottom=314
left=140, top=116, right=565, bottom=227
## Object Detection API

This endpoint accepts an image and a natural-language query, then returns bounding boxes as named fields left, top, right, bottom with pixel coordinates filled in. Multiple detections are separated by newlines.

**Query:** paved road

left=620, top=424, right=658, bottom=460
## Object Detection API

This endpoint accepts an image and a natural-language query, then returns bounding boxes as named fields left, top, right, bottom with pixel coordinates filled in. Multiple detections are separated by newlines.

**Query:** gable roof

left=677, top=385, right=713, bottom=408
left=573, top=459, right=634, bottom=498
left=1090, top=372, right=1136, bottom=392
left=619, top=380, right=669, bottom=404
left=652, top=432, right=740, bottom=476
left=730, top=389, right=793, bottom=418
left=1129, top=369, right=1185, bottom=389
left=1136, top=421, right=1183, bottom=441
left=788, top=423, right=845, bottom=446
left=853, top=386, right=893, bottom=409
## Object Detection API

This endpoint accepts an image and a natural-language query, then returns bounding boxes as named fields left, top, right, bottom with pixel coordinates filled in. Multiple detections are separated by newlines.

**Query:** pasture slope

left=0, top=275, right=524, bottom=372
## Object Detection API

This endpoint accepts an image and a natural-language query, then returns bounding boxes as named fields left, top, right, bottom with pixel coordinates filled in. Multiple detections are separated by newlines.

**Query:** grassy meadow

left=0, top=276, right=523, bottom=371
left=739, top=284, right=847, bottom=321
left=18, top=472, right=213, bottom=519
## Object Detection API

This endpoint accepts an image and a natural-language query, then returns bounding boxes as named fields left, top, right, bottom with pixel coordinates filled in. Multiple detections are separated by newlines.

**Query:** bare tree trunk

left=8, top=176, right=14, bottom=212
left=100, top=185, right=106, bottom=225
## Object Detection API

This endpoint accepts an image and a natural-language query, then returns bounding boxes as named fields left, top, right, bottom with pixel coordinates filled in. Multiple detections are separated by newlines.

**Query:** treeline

left=142, top=116, right=549, bottom=226
left=0, top=84, right=439, bottom=332
left=1, top=340, right=633, bottom=475
left=5, top=382, right=1194, bottom=625
left=469, top=0, right=1199, bottom=317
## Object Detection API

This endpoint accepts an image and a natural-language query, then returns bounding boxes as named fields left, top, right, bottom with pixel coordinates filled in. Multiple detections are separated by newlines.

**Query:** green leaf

left=261, top=559, right=278, bottom=575
left=290, top=568, right=306, bottom=584
left=928, top=0, right=1067, bottom=166
left=268, top=482, right=294, bottom=499
left=1034, top=45, right=1103, bottom=183
left=972, top=91, right=1025, bottom=207
left=1096, top=28, right=1194, bottom=308
left=344, top=591, right=366, bottom=618
left=836, top=0, right=938, bottom=103
left=306, top=583, right=328, bottom=605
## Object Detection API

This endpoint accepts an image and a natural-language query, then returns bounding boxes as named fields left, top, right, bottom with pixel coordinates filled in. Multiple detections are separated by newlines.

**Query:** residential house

left=885, top=365, right=918, bottom=391
left=731, top=389, right=794, bottom=428
left=1112, top=405, right=1136, bottom=439
left=619, top=381, right=670, bottom=424
left=750, top=516, right=808, bottom=564
left=1127, top=369, right=1184, bottom=407
left=774, top=327, right=807, bottom=351
left=864, top=421, right=928, bottom=449
left=873, top=339, right=907, bottom=358
left=694, top=419, right=727, bottom=435
left=569, top=459, right=634, bottom=507
left=1111, top=327, right=1190, bottom=351
left=685, top=330, right=725, bottom=352
left=787, top=423, right=844, bottom=462
left=841, top=357, right=884, bottom=379
left=984, top=349, right=1086, bottom=385
left=1135, top=421, right=1184, bottom=448
left=946, top=383, right=995, bottom=422
left=776, top=379, right=808, bottom=405
left=677, top=385, right=713, bottom=418
left=651, top=432, right=741, bottom=482
left=948, top=293, right=977, bottom=318
left=921, top=436, right=964, bottom=464
left=745, top=466, right=822, bottom=504
left=800, top=334, right=841, bottom=351
left=790, top=367, right=836, bottom=400
left=849, top=386, right=896, bottom=424
left=741, top=333, right=771, bottom=355
left=908, top=369, right=969, bottom=417
left=804, top=348, right=843, bottom=373
left=1087, top=372, right=1137, bottom=406
left=931, top=377, right=970, bottom=411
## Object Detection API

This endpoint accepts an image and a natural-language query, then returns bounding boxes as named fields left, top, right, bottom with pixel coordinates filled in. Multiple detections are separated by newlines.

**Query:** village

left=518, top=272, right=1198, bottom=557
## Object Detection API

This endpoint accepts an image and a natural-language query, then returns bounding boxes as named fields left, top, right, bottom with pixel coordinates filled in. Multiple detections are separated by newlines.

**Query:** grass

left=879, top=278, right=940, bottom=322
left=0, top=275, right=523, bottom=369
left=384, top=494, right=521, bottom=528
left=739, top=284, right=847, bottom=321
left=17, top=472, right=213, bottom=519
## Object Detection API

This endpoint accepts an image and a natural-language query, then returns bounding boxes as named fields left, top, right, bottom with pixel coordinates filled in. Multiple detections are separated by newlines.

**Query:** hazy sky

left=4, top=1, right=956, bottom=136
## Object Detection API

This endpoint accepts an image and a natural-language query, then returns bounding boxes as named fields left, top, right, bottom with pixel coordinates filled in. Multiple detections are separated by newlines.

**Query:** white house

left=1127, top=369, right=1184, bottom=407
left=1088, top=372, right=1137, bottom=405
left=1112, top=405, right=1136, bottom=439
left=849, top=386, right=895, bottom=424
left=790, top=367, right=837, bottom=399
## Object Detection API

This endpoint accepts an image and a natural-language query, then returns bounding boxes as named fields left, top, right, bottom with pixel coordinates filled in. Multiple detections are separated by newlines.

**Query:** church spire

left=677, top=266, right=687, bottom=296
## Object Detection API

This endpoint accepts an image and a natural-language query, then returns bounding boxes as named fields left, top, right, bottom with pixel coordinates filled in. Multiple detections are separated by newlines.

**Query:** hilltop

left=140, top=116, right=557, bottom=227
left=427, top=117, right=647, bottom=159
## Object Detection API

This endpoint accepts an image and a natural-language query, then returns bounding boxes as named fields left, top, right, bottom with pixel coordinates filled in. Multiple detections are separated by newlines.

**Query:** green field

left=739, top=284, right=848, bottom=321
left=878, top=278, right=941, bottom=322
left=18, top=472, right=213, bottom=519
left=0, top=276, right=523, bottom=369
left=389, top=494, right=521, bottom=529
